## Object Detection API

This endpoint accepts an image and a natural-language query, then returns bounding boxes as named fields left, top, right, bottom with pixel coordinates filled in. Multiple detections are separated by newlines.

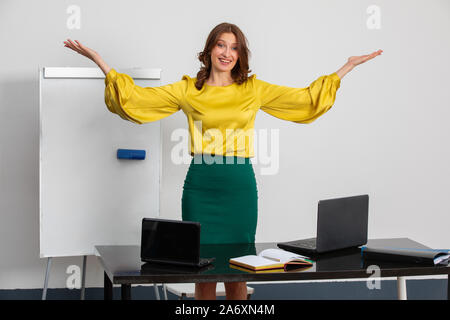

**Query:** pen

left=263, top=255, right=314, bottom=264
left=262, top=255, right=281, bottom=262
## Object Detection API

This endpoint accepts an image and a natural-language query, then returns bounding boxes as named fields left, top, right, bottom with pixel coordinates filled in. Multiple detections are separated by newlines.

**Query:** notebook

left=140, top=218, right=215, bottom=267
left=277, top=194, right=369, bottom=255
left=229, top=248, right=313, bottom=272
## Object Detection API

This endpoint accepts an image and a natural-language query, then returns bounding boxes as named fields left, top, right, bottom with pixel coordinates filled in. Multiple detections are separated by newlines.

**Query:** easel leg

left=154, top=283, right=160, bottom=300
left=397, top=276, right=407, bottom=300
left=104, top=272, right=113, bottom=300
left=447, top=274, right=449, bottom=300
left=80, top=255, right=87, bottom=300
left=162, top=284, right=168, bottom=300
left=42, top=257, right=52, bottom=300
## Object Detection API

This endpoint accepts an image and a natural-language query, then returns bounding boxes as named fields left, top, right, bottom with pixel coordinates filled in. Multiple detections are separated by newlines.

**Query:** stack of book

left=361, top=246, right=450, bottom=266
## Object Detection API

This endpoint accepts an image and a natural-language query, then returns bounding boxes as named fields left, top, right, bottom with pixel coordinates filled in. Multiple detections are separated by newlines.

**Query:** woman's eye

left=217, top=43, right=237, bottom=50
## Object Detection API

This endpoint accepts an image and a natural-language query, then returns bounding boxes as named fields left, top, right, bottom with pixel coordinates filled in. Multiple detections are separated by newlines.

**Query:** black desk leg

left=448, top=274, right=449, bottom=300
left=104, top=272, right=113, bottom=300
left=121, top=284, right=131, bottom=300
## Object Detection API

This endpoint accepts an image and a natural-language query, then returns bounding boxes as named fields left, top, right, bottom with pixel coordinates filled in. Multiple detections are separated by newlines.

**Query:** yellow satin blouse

left=104, top=68, right=341, bottom=158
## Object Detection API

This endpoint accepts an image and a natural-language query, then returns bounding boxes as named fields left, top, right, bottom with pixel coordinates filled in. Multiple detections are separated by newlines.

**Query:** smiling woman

left=63, top=20, right=382, bottom=302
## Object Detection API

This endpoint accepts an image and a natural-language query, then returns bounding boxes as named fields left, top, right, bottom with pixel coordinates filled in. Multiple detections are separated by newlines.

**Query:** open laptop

left=277, top=194, right=369, bottom=256
left=141, top=218, right=215, bottom=267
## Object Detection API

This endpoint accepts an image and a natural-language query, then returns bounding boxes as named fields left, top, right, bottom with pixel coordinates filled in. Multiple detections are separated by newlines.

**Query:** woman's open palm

left=63, top=39, right=100, bottom=62
left=348, top=50, right=383, bottom=67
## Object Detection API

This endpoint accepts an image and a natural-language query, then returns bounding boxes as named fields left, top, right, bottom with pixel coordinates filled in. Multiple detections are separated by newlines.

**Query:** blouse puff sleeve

left=104, top=68, right=187, bottom=124
left=255, top=72, right=341, bottom=124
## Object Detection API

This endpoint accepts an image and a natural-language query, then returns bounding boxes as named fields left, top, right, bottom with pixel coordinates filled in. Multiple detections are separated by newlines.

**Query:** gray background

left=0, top=0, right=449, bottom=293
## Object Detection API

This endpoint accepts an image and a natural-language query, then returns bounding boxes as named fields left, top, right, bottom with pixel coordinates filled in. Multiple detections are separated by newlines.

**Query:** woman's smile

left=219, top=58, right=232, bottom=65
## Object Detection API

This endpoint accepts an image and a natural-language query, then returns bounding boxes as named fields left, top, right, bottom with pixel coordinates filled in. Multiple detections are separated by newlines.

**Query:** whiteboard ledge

left=43, top=67, right=161, bottom=79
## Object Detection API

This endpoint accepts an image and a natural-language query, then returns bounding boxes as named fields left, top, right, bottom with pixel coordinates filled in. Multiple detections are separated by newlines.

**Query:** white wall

left=0, top=0, right=449, bottom=289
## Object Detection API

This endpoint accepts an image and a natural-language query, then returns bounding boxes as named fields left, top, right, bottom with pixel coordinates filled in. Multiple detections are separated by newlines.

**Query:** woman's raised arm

left=64, top=38, right=186, bottom=125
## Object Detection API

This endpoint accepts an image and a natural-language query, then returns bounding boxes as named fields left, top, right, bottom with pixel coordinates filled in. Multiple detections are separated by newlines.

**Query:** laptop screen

left=316, top=194, right=369, bottom=252
left=141, top=218, right=200, bottom=264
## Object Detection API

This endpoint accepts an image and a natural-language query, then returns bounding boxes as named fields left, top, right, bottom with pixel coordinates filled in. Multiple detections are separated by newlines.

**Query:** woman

left=64, top=22, right=382, bottom=300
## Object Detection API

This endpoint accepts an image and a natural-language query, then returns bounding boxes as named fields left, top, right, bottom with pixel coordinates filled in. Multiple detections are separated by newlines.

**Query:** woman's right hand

left=63, top=39, right=100, bottom=62
left=63, top=39, right=111, bottom=75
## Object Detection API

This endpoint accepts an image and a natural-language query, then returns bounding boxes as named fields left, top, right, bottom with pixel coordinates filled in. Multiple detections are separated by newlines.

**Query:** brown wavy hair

left=195, top=22, right=252, bottom=90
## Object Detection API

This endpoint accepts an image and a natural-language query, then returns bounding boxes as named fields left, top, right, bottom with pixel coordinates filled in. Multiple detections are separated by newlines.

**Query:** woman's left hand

left=336, top=49, right=383, bottom=79
left=348, top=49, right=383, bottom=67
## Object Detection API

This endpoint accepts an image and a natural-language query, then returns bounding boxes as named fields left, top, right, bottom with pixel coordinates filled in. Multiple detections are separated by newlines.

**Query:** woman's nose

left=223, top=47, right=231, bottom=57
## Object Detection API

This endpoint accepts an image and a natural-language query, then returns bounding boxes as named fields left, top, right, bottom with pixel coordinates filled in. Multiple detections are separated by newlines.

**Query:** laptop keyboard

left=291, top=238, right=317, bottom=249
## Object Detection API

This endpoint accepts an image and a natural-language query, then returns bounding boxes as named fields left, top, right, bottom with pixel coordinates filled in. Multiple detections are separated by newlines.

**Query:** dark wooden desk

left=95, top=238, right=449, bottom=300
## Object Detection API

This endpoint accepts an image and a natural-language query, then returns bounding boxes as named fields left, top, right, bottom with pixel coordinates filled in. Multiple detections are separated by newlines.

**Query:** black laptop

left=277, top=195, right=369, bottom=255
left=141, top=218, right=215, bottom=267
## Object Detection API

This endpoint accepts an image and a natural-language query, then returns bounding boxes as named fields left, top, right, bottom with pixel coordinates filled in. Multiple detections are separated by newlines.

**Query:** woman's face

left=210, top=32, right=239, bottom=73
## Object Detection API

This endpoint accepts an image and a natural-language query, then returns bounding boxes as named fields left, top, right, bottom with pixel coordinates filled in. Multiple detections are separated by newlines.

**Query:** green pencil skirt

left=182, top=154, right=258, bottom=245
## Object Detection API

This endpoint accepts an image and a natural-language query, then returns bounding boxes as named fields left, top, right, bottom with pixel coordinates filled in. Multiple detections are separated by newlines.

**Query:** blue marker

left=117, top=149, right=146, bottom=160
